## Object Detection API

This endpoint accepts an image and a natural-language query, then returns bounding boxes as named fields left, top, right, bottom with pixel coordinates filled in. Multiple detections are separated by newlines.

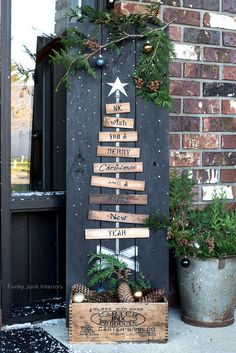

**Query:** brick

left=203, top=117, right=236, bottom=132
left=203, top=13, right=236, bottom=31
left=193, top=186, right=200, bottom=202
left=169, top=62, right=182, bottom=77
left=170, top=116, right=200, bottom=132
left=223, top=32, right=236, bottom=48
left=170, top=80, right=200, bottom=96
left=222, top=66, right=236, bottom=80
left=222, top=100, right=236, bottom=114
left=163, top=8, right=200, bottom=27
left=182, top=134, right=219, bottom=149
left=221, top=169, right=236, bottom=182
left=183, top=0, right=219, bottom=11
left=184, top=28, right=220, bottom=45
left=204, top=47, right=236, bottom=63
left=193, top=169, right=219, bottom=184
left=184, top=99, right=220, bottom=114
left=168, top=26, right=182, bottom=42
left=175, top=44, right=201, bottom=61
left=169, top=152, right=200, bottom=167
left=203, top=82, right=236, bottom=97
left=202, top=152, right=236, bottom=166
left=223, top=0, right=236, bottom=14
left=202, top=185, right=234, bottom=201
left=221, top=135, right=236, bottom=148
left=184, top=63, right=219, bottom=80
left=172, top=98, right=181, bottom=113
left=114, top=2, right=151, bottom=16
left=169, top=134, right=181, bottom=149
left=161, top=0, right=181, bottom=5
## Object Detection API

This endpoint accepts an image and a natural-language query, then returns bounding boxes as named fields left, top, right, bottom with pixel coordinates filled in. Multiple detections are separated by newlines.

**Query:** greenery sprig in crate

left=51, top=3, right=175, bottom=109
left=71, top=252, right=166, bottom=304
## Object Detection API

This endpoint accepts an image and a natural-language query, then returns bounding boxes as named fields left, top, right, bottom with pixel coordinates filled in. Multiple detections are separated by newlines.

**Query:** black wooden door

left=66, top=23, right=169, bottom=308
left=1, top=2, right=67, bottom=324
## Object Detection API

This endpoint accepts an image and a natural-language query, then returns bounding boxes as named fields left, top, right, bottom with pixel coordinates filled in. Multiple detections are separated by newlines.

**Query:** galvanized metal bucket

left=177, top=256, right=236, bottom=327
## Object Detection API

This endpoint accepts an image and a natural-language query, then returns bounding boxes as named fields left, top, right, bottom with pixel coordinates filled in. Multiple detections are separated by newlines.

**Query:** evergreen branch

left=51, top=4, right=175, bottom=108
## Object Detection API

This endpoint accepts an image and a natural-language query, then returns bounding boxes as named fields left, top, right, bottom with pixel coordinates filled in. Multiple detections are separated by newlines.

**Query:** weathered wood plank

left=106, top=102, right=130, bottom=114
left=99, top=131, right=137, bottom=142
left=91, top=176, right=145, bottom=191
left=103, top=117, right=134, bottom=129
left=69, top=301, right=168, bottom=343
left=88, top=210, right=148, bottom=224
left=69, top=300, right=168, bottom=343
left=93, top=162, right=143, bottom=174
left=89, top=193, right=148, bottom=205
left=85, top=227, right=149, bottom=239
left=97, top=146, right=140, bottom=158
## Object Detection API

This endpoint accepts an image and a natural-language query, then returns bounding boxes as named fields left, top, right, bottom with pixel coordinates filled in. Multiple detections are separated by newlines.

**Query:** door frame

left=1, top=0, right=12, bottom=325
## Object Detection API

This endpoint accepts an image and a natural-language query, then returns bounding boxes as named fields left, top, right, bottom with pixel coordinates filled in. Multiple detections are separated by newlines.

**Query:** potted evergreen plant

left=146, top=171, right=236, bottom=327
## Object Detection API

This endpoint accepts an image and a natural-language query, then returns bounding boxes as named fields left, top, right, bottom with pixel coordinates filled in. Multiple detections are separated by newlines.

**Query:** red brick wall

left=115, top=0, right=236, bottom=205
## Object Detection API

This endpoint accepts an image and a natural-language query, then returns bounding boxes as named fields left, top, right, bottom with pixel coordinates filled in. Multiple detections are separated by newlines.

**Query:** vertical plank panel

left=11, top=214, right=29, bottom=305
left=66, top=23, right=102, bottom=304
left=29, top=212, right=57, bottom=301
left=136, top=102, right=169, bottom=291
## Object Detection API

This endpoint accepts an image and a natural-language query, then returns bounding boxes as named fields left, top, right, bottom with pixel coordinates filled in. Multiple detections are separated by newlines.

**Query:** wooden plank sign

left=89, top=194, right=148, bottom=205
left=99, top=131, right=137, bottom=142
left=103, top=117, right=134, bottom=129
left=91, top=176, right=145, bottom=191
left=97, top=146, right=140, bottom=158
left=93, top=162, right=143, bottom=174
left=106, top=102, right=130, bottom=114
left=85, top=227, right=149, bottom=240
left=88, top=210, right=148, bottom=224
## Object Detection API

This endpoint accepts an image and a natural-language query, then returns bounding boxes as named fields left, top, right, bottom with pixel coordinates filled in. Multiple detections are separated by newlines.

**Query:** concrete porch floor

left=38, top=308, right=236, bottom=353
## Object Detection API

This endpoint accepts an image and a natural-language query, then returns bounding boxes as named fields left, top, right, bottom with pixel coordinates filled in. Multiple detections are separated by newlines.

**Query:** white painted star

left=107, top=77, right=128, bottom=97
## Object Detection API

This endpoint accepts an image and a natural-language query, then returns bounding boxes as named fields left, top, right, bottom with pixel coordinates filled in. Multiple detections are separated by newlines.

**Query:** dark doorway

left=1, top=1, right=66, bottom=324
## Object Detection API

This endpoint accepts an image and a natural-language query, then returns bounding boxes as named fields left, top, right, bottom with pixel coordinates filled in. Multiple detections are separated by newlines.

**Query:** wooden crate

left=69, top=294, right=168, bottom=343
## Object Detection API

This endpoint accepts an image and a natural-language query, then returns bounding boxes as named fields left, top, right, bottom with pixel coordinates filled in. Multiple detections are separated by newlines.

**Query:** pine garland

left=51, top=4, right=175, bottom=109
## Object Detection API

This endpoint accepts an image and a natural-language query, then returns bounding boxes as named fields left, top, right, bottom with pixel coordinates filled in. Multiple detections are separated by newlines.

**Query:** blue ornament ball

left=180, top=257, right=190, bottom=268
left=96, top=55, right=105, bottom=67
left=97, top=287, right=106, bottom=293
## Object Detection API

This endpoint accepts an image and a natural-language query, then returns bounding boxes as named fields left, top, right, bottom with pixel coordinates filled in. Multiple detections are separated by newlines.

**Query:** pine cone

left=133, top=77, right=144, bottom=89
left=83, top=39, right=100, bottom=51
left=118, top=282, right=134, bottom=302
left=147, top=80, right=162, bottom=92
left=124, top=269, right=132, bottom=280
left=71, top=283, right=93, bottom=300
left=140, top=288, right=166, bottom=303
left=99, top=290, right=117, bottom=303
left=117, top=269, right=132, bottom=281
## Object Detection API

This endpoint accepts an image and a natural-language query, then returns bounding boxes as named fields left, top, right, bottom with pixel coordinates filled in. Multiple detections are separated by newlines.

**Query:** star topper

left=107, top=77, right=128, bottom=97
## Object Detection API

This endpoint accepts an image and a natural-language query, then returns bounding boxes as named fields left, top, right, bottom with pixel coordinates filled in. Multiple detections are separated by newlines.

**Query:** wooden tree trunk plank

left=88, top=210, right=148, bottom=224
left=89, top=194, right=148, bottom=205
left=93, top=162, right=143, bottom=174
left=97, top=146, right=140, bottom=158
left=99, top=131, right=137, bottom=142
left=103, top=116, right=134, bottom=129
left=91, top=176, right=145, bottom=191
left=85, top=228, right=149, bottom=240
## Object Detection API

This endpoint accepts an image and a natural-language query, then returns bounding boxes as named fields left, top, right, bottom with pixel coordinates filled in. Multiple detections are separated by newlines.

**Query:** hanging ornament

left=72, top=292, right=85, bottom=303
left=96, top=54, right=105, bottom=67
left=143, top=40, right=154, bottom=54
left=97, top=287, right=106, bottom=293
left=180, top=257, right=191, bottom=268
